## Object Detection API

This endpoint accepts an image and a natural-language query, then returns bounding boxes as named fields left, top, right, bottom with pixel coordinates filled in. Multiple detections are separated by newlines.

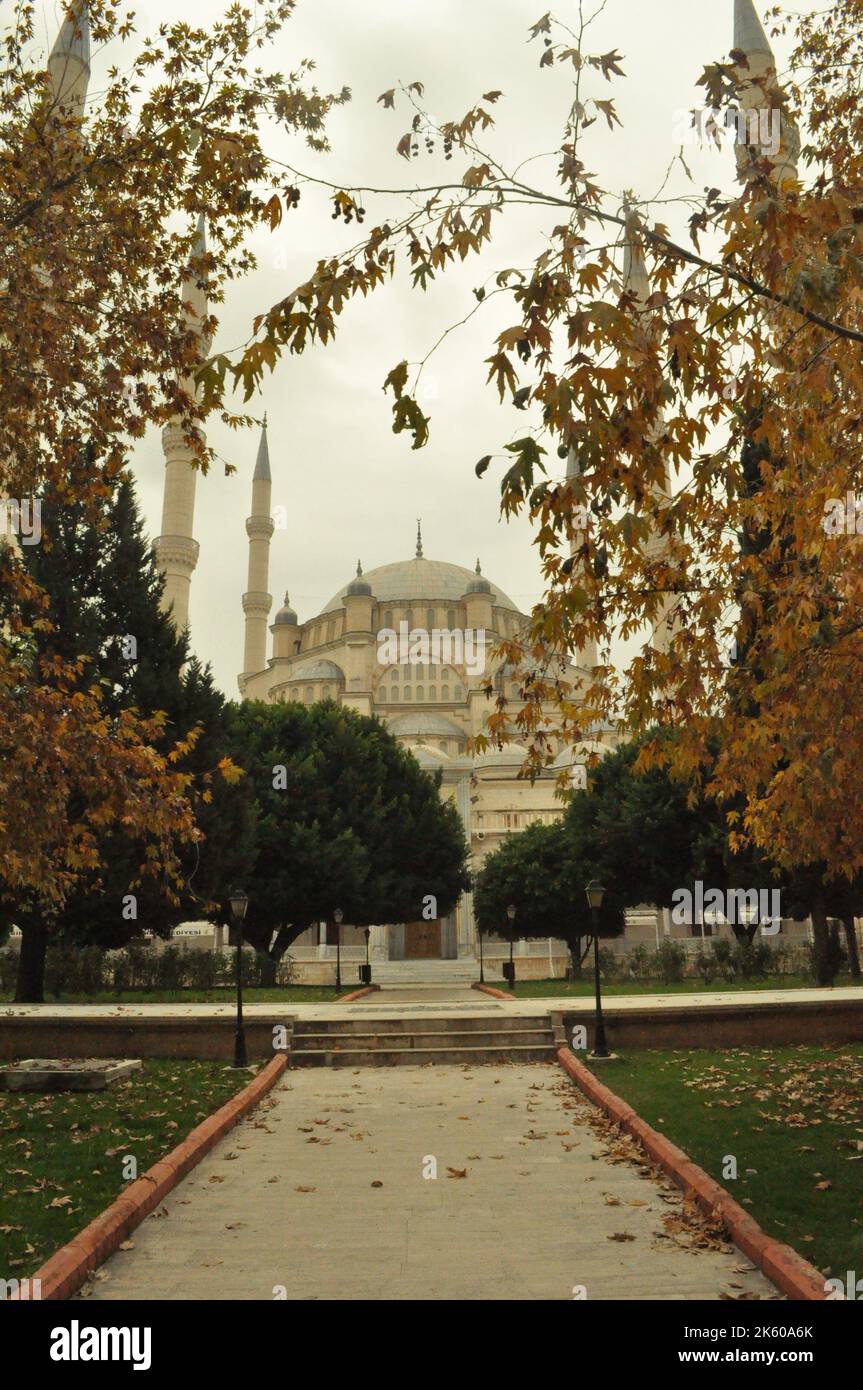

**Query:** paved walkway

left=83, top=1064, right=777, bottom=1301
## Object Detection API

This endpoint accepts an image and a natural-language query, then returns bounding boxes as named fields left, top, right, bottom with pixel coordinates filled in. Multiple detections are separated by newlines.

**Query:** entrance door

left=404, top=919, right=442, bottom=959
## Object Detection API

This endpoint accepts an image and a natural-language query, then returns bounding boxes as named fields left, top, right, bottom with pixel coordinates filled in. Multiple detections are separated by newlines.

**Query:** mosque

left=158, top=398, right=617, bottom=965
left=46, top=1, right=796, bottom=972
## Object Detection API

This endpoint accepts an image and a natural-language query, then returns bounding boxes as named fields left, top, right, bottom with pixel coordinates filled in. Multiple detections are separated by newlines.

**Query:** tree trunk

left=810, top=900, right=837, bottom=987
left=15, top=926, right=47, bottom=1003
left=568, top=939, right=583, bottom=980
left=267, top=923, right=310, bottom=963
left=843, top=916, right=861, bottom=979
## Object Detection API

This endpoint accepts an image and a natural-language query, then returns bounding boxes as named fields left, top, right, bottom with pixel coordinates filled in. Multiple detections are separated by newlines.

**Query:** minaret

left=154, top=214, right=209, bottom=632
left=565, top=447, right=598, bottom=670
left=47, top=2, right=91, bottom=119
left=622, top=207, right=675, bottom=655
left=733, top=0, right=799, bottom=188
left=241, top=418, right=275, bottom=679
left=565, top=209, right=658, bottom=668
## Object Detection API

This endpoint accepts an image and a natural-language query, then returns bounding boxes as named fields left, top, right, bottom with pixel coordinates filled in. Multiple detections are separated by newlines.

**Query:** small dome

left=410, top=742, right=450, bottom=768
left=346, top=561, right=373, bottom=598
left=465, top=559, right=492, bottom=595
left=473, top=742, right=530, bottom=771
left=288, top=659, right=345, bottom=682
left=273, top=591, right=298, bottom=626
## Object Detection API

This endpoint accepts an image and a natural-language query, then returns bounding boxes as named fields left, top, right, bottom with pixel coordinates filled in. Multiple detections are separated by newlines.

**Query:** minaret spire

left=241, top=419, right=275, bottom=681
left=47, top=2, right=91, bottom=119
left=732, top=0, right=799, bottom=188
left=254, top=413, right=271, bottom=482
left=415, top=519, right=424, bottom=558
left=153, top=216, right=211, bottom=633
left=733, top=0, right=771, bottom=57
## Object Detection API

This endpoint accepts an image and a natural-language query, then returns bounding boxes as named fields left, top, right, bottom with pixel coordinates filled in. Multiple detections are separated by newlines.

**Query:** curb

left=556, top=1047, right=828, bottom=1302
left=472, top=982, right=512, bottom=1000
left=11, top=1053, right=288, bottom=1302
left=338, top=984, right=380, bottom=1003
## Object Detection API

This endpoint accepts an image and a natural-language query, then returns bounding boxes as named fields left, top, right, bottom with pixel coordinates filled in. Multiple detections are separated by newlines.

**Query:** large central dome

left=320, top=556, right=520, bottom=614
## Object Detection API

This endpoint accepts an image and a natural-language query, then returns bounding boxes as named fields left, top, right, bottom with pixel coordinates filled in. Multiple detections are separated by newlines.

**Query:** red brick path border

left=472, top=982, right=512, bottom=1000
left=10, top=1053, right=288, bottom=1302
left=556, top=1046, right=828, bottom=1301
left=338, top=984, right=380, bottom=1003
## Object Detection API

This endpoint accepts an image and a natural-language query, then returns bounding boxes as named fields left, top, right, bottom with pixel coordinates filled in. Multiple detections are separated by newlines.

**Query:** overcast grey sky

left=35, top=0, right=790, bottom=696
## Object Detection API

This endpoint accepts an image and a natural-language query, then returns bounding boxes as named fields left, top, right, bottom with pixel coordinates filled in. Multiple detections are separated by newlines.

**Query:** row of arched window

left=382, top=609, right=459, bottom=631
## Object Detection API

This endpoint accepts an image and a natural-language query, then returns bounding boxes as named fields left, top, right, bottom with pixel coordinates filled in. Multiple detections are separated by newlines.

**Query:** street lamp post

left=229, top=889, right=249, bottom=1068
left=333, top=908, right=343, bottom=993
left=585, top=880, right=610, bottom=1058
left=477, top=922, right=485, bottom=984
left=362, top=927, right=372, bottom=986
left=506, top=903, right=517, bottom=991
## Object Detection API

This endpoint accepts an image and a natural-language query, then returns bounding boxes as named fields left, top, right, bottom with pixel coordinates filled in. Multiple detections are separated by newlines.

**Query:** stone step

left=290, top=1010, right=556, bottom=1066
left=293, top=1028, right=554, bottom=1050
left=289, top=1043, right=556, bottom=1067
left=369, top=960, right=480, bottom=983
left=294, top=1016, right=551, bottom=1036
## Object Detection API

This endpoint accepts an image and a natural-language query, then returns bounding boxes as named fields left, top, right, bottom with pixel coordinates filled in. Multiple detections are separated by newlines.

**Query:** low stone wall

left=0, top=1014, right=295, bottom=1062
left=562, top=996, right=863, bottom=1051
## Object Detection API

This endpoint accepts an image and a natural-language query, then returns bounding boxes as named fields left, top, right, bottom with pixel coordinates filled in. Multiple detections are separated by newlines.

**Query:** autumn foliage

left=231, top=1, right=863, bottom=896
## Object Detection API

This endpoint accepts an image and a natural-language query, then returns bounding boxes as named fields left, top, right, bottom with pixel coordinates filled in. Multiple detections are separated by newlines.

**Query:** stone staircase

left=366, top=959, right=481, bottom=985
left=289, top=1012, right=556, bottom=1067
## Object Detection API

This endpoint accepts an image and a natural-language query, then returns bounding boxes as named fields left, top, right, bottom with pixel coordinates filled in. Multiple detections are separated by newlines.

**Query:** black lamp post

left=333, top=908, right=343, bottom=993
left=361, top=926, right=372, bottom=986
left=229, top=889, right=249, bottom=1068
left=586, top=879, right=609, bottom=1058
left=477, top=922, right=485, bottom=984
left=506, top=902, right=517, bottom=991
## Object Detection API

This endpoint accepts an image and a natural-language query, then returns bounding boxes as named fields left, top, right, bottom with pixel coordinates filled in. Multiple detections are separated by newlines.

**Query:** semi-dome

left=387, top=712, right=466, bottom=740
left=288, top=659, right=345, bottom=682
left=321, top=556, right=519, bottom=614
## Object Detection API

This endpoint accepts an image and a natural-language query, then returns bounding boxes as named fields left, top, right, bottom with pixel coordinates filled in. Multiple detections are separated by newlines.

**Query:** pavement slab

left=82, top=1063, right=779, bottom=1302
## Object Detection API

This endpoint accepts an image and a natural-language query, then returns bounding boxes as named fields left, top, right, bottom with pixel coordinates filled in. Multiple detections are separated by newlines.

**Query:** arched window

left=404, top=686, right=412, bottom=701
left=415, top=663, right=423, bottom=679
left=305, top=686, right=313, bottom=702
left=326, top=622, right=334, bottom=643
left=429, top=685, right=437, bottom=701
left=384, top=610, right=393, bottom=629
left=322, top=685, right=330, bottom=699
left=417, top=686, right=424, bottom=701
left=439, top=740, right=447, bottom=753
left=426, top=608, right=435, bottom=629
left=442, top=685, right=450, bottom=701
left=447, top=609, right=456, bottom=629
left=406, top=609, right=414, bottom=629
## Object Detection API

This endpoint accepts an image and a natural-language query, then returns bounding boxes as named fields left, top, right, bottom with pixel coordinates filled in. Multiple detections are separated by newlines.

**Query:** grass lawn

left=0, top=1060, right=254, bottom=1280
left=0, top=986, right=347, bottom=1005
left=582, top=1045, right=863, bottom=1278
left=508, top=974, right=861, bottom=998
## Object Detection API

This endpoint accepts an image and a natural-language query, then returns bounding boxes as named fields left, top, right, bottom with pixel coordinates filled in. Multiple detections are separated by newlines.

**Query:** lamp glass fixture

left=585, top=880, right=606, bottom=912
left=229, top=890, right=249, bottom=921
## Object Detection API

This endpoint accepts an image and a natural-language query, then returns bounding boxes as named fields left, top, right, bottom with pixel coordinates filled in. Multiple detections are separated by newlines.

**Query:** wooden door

left=404, top=919, right=442, bottom=959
